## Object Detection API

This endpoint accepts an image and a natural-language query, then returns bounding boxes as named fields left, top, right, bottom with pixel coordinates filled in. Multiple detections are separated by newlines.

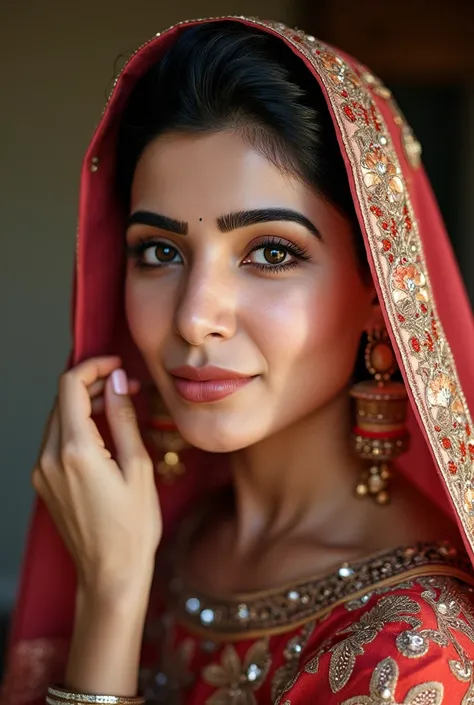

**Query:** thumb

left=105, top=369, right=150, bottom=478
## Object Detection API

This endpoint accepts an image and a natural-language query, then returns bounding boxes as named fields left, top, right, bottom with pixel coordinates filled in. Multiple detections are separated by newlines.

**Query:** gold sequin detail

left=396, top=577, right=474, bottom=702
left=341, top=657, right=443, bottom=704
left=170, top=542, right=470, bottom=637
left=304, top=594, right=422, bottom=694
left=202, top=639, right=270, bottom=705
left=272, top=621, right=315, bottom=704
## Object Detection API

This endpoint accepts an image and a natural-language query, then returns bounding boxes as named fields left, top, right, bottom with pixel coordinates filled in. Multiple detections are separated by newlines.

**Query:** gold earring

left=350, top=327, right=409, bottom=504
left=146, top=388, right=188, bottom=483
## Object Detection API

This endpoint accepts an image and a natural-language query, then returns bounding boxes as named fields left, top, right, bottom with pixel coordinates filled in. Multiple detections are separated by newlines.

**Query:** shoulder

left=277, top=575, right=474, bottom=704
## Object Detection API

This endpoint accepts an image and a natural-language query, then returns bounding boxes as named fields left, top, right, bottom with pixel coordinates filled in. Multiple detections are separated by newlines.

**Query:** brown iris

left=154, top=244, right=177, bottom=262
left=263, top=246, right=286, bottom=264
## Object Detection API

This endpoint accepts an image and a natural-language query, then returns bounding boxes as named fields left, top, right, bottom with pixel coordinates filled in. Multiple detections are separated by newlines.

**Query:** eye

left=243, top=238, right=310, bottom=271
left=126, top=239, right=183, bottom=268
left=252, top=245, right=288, bottom=266
left=143, top=243, right=181, bottom=265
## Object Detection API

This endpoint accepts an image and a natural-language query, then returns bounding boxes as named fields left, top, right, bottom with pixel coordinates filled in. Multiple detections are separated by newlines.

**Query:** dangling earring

left=350, top=326, right=409, bottom=504
left=146, top=388, right=188, bottom=483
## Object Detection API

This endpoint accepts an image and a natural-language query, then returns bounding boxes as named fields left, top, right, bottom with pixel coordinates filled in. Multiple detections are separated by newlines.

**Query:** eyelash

left=126, top=236, right=311, bottom=272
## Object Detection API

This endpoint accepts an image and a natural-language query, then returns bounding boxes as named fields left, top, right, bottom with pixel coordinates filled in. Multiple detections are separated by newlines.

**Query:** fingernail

left=111, top=369, right=128, bottom=395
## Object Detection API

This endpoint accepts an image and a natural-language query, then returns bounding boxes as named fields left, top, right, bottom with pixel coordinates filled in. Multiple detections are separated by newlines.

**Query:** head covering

left=2, top=16, right=473, bottom=705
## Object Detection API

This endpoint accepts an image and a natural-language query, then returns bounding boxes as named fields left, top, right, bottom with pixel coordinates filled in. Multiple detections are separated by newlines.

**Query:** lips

left=168, top=365, right=257, bottom=402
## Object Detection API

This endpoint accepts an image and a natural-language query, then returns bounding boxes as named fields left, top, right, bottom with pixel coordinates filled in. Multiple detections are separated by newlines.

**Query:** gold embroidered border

left=170, top=543, right=472, bottom=640
left=174, top=565, right=474, bottom=642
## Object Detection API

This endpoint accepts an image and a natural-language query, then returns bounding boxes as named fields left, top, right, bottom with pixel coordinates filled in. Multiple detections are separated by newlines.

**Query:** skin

left=34, top=129, right=459, bottom=696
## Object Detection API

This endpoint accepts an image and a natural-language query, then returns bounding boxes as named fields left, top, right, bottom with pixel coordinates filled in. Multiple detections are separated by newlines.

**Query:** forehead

left=130, top=130, right=312, bottom=215
left=129, top=130, right=355, bottom=249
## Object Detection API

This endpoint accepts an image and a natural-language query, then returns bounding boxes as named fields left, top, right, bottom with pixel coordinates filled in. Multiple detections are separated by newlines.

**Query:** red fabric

left=139, top=576, right=474, bottom=703
left=2, top=16, right=474, bottom=705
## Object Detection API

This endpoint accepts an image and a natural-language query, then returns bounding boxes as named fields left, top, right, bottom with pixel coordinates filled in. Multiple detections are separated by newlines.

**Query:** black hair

left=116, top=21, right=363, bottom=256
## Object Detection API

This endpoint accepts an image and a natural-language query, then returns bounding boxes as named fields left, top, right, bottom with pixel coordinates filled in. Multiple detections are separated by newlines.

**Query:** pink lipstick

left=169, top=365, right=256, bottom=403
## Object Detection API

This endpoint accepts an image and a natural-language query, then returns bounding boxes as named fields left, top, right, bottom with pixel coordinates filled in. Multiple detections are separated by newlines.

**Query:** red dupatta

left=2, top=16, right=474, bottom=705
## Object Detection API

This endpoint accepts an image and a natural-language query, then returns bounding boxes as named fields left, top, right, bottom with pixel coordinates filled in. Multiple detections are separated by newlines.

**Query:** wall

left=0, top=0, right=297, bottom=614
left=462, top=87, right=474, bottom=303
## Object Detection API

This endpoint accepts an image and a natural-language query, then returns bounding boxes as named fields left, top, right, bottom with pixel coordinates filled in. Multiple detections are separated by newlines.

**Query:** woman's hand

left=32, top=356, right=162, bottom=602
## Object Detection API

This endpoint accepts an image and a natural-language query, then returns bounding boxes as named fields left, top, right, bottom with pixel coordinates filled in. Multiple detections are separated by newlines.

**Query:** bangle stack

left=46, top=686, right=145, bottom=705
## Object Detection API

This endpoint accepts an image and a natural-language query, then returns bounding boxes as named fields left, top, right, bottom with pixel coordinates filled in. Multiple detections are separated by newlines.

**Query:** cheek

left=247, top=272, right=365, bottom=370
left=125, top=273, right=174, bottom=357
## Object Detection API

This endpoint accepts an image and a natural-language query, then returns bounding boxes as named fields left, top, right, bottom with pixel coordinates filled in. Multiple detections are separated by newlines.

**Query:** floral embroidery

left=427, top=374, right=458, bottom=408
left=328, top=596, right=421, bottom=693
left=396, top=578, right=474, bottom=702
left=392, top=264, right=428, bottom=302
left=202, top=639, right=270, bottom=705
left=340, top=657, right=443, bottom=705
left=303, top=595, right=421, bottom=693
left=272, top=622, right=315, bottom=704
left=345, top=581, right=415, bottom=612
left=363, top=146, right=404, bottom=204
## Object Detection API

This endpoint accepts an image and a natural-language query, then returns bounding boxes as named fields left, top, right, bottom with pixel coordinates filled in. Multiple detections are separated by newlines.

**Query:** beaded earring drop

left=350, top=326, right=409, bottom=504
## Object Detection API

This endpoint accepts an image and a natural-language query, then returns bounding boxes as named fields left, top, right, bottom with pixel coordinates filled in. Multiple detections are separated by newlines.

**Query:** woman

left=2, top=15, right=474, bottom=705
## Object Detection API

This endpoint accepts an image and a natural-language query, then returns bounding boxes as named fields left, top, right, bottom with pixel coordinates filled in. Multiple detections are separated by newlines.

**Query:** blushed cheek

left=247, top=282, right=341, bottom=365
left=250, top=276, right=365, bottom=395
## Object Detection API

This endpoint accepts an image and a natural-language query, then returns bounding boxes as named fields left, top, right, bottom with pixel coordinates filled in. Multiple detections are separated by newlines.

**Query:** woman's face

left=125, top=130, right=374, bottom=451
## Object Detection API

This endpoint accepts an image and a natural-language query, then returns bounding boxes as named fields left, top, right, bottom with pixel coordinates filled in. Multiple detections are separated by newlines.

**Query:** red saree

left=2, top=16, right=474, bottom=705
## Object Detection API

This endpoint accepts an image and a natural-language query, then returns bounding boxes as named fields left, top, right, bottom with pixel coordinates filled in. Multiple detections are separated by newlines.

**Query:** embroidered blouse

left=140, top=542, right=474, bottom=704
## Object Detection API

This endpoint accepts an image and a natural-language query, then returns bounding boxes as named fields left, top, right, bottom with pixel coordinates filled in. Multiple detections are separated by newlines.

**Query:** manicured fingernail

left=111, top=369, right=128, bottom=395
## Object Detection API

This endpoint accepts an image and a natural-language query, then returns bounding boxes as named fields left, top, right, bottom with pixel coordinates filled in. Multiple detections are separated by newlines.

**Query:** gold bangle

left=47, top=686, right=145, bottom=705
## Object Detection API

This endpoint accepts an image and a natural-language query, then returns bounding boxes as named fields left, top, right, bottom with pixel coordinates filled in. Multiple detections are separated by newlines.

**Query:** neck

left=230, top=388, right=366, bottom=551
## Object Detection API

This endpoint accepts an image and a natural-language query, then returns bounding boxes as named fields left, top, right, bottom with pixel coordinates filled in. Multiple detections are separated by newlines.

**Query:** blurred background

left=1, top=0, right=473, bottom=674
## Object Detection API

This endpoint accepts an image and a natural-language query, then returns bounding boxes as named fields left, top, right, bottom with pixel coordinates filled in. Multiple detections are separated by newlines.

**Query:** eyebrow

left=127, top=207, right=321, bottom=240
left=217, top=209, right=321, bottom=239
left=128, top=211, right=188, bottom=235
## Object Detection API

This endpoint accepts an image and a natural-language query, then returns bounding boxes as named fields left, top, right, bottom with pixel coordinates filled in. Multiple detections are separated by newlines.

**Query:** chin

left=177, top=415, right=267, bottom=453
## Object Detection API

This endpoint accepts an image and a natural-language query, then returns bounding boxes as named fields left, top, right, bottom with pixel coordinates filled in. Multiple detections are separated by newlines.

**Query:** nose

left=174, top=258, right=237, bottom=346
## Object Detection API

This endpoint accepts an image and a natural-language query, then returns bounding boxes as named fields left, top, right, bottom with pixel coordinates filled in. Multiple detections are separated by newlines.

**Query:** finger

left=59, top=356, right=121, bottom=443
left=89, top=379, right=141, bottom=413
left=91, top=381, right=141, bottom=416
left=104, top=370, right=150, bottom=479
left=87, top=379, right=106, bottom=399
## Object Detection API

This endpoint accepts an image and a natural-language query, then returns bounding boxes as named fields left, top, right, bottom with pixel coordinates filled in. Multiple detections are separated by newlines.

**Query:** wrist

left=77, top=567, right=154, bottom=614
